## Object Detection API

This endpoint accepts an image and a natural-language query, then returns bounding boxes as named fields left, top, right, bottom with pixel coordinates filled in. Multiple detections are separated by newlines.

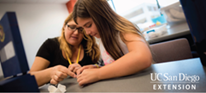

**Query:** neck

left=72, top=44, right=81, bottom=51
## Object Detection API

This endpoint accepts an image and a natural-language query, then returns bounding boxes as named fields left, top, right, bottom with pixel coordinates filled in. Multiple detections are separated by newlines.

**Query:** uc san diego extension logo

left=150, top=73, right=200, bottom=90
left=0, top=25, right=5, bottom=42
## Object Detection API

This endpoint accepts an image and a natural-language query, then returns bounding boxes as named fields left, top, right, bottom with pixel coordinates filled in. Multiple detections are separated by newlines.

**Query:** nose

left=73, top=29, right=79, bottom=34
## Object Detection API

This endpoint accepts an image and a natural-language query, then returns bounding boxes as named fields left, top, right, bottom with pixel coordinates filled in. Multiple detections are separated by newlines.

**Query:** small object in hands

left=48, top=84, right=66, bottom=93
left=50, top=83, right=58, bottom=87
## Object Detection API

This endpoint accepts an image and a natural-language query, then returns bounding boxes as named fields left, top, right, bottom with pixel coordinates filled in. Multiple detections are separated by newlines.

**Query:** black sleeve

left=36, top=38, right=58, bottom=63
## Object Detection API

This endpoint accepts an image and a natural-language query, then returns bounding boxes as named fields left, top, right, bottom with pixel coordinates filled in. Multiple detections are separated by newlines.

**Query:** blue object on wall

left=0, top=12, right=29, bottom=78
left=0, top=12, right=39, bottom=92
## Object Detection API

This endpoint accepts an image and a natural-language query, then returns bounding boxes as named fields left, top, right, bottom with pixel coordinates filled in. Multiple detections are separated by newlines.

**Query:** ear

left=62, top=28, right=65, bottom=33
left=63, top=25, right=66, bottom=30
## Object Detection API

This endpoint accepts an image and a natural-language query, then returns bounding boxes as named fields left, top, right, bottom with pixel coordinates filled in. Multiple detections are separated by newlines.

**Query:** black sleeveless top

left=36, top=37, right=94, bottom=68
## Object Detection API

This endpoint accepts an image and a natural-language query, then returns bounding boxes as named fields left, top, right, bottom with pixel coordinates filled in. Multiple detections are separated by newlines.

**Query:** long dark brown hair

left=59, top=12, right=100, bottom=63
left=72, top=0, right=146, bottom=60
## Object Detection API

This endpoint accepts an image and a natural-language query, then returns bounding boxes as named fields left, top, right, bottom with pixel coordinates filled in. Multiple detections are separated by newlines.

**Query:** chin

left=96, top=35, right=100, bottom=38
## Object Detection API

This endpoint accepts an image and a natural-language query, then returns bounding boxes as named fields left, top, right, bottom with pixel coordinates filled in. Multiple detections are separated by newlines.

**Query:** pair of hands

left=50, top=63, right=81, bottom=85
left=50, top=64, right=100, bottom=86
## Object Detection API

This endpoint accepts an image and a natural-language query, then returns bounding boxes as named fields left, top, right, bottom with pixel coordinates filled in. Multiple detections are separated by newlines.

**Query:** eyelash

left=86, top=24, right=92, bottom=28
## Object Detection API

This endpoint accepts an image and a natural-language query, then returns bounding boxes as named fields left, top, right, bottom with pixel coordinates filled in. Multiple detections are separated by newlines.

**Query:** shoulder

left=39, top=37, right=60, bottom=52
left=120, top=32, right=145, bottom=44
left=43, top=37, right=59, bottom=46
left=45, top=37, right=59, bottom=44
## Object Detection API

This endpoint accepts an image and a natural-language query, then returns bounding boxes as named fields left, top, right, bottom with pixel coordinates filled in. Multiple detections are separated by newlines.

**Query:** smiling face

left=76, top=17, right=100, bottom=38
left=64, top=20, right=84, bottom=46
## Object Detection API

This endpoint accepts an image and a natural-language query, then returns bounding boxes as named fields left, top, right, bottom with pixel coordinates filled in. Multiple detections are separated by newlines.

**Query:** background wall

left=0, top=3, right=69, bottom=77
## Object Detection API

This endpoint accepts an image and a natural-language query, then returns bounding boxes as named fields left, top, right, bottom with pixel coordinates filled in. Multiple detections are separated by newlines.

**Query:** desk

left=39, top=58, right=206, bottom=92
left=147, top=22, right=191, bottom=44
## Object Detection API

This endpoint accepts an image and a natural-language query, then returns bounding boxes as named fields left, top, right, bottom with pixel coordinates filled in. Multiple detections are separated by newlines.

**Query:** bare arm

left=29, top=57, right=75, bottom=86
left=98, top=33, right=152, bottom=79
left=29, top=57, right=52, bottom=86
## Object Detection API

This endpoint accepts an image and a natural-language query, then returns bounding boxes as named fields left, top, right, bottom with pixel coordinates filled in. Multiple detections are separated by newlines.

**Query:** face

left=64, top=20, right=84, bottom=46
left=76, top=17, right=100, bottom=38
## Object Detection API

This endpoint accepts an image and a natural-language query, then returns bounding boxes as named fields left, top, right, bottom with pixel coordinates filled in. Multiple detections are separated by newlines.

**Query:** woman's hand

left=50, top=65, right=76, bottom=85
left=76, top=65, right=97, bottom=75
left=77, top=68, right=100, bottom=86
left=68, top=63, right=82, bottom=74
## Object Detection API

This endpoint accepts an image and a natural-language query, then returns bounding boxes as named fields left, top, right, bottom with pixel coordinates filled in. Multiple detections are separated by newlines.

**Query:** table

left=147, top=22, right=191, bottom=44
left=39, top=58, right=206, bottom=92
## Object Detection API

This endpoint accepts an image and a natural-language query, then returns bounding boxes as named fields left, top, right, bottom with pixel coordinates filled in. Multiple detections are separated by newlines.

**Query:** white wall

left=0, top=3, right=69, bottom=73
